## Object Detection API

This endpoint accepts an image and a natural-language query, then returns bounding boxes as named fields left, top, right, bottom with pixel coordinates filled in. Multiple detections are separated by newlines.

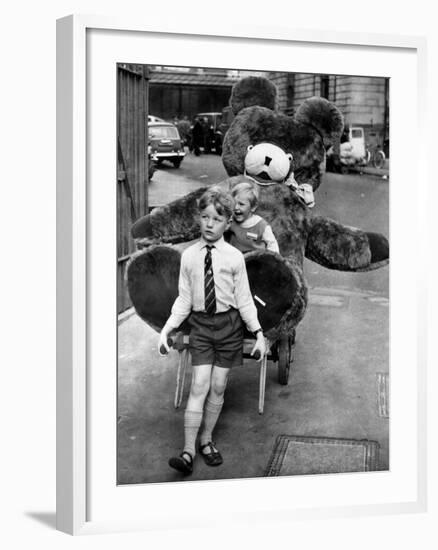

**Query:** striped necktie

left=204, top=245, right=216, bottom=315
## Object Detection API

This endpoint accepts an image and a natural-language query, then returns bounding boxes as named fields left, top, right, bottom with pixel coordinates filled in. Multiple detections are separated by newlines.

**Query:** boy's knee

left=191, top=378, right=210, bottom=399
left=210, top=378, right=227, bottom=398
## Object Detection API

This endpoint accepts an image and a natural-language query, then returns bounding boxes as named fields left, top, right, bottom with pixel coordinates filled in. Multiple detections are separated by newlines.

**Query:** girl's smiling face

left=233, top=192, right=255, bottom=223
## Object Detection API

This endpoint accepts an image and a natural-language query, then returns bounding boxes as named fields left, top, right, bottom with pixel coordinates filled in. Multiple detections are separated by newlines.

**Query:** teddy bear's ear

left=294, top=96, right=344, bottom=148
left=230, top=76, right=278, bottom=115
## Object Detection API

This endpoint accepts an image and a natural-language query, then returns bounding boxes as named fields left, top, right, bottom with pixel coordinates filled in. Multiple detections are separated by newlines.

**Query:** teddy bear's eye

left=265, top=156, right=272, bottom=166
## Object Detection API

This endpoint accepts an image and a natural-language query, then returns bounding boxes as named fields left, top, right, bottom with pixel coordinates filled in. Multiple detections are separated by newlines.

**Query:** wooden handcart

left=169, top=330, right=295, bottom=414
left=127, top=244, right=301, bottom=413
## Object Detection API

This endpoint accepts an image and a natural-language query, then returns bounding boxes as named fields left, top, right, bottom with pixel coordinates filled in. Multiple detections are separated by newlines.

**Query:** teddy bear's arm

left=305, top=216, right=389, bottom=271
left=130, top=177, right=246, bottom=246
left=130, top=186, right=207, bottom=245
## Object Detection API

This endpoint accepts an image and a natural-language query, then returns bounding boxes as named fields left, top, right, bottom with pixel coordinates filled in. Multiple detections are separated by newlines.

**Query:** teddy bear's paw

left=245, top=250, right=300, bottom=332
left=305, top=216, right=389, bottom=272
left=355, top=232, right=389, bottom=271
left=127, top=245, right=181, bottom=331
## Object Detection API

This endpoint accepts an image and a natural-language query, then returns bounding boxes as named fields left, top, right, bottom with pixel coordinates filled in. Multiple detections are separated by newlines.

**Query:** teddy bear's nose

left=265, top=156, right=272, bottom=166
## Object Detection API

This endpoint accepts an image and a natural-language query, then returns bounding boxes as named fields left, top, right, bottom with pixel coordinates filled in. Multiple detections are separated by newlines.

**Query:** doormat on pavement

left=265, top=435, right=380, bottom=477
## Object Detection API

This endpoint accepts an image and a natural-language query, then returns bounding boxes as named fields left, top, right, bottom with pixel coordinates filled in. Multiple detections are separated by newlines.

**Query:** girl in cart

left=229, top=180, right=280, bottom=254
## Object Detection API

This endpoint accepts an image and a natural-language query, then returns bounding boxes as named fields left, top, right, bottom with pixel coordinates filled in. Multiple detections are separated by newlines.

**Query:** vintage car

left=327, top=126, right=368, bottom=173
left=326, top=126, right=386, bottom=173
left=148, top=121, right=185, bottom=168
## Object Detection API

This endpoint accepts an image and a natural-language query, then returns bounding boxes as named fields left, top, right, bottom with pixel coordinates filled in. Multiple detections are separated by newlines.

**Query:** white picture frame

left=56, top=15, right=428, bottom=535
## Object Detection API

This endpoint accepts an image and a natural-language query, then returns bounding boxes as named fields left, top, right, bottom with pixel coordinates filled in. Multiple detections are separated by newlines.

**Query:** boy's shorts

left=188, top=308, right=244, bottom=369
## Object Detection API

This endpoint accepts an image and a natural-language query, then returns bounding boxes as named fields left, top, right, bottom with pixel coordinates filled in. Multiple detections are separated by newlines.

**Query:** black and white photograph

left=117, top=64, right=390, bottom=485
left=2, top=0, right=436, bottom=542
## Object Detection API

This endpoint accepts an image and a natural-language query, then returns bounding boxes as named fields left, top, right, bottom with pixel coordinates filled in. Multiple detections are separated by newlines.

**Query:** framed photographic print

left=57, top=15, right=427, bottom=535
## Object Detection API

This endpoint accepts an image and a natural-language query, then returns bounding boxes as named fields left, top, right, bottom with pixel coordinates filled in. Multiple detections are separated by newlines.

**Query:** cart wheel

left=278, top=335, right=290, bottom=385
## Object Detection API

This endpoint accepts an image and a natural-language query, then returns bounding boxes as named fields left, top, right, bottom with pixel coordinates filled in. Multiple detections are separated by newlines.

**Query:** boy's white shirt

left=165, top=236, right=262, bottom=333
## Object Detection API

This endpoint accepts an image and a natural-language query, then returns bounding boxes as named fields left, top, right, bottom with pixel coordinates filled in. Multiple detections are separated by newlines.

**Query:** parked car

left=148, top=122, right=185, bottom=168
left=148, top=115, right=165, bottom=123
left=326, top=126, right=369, bottom=173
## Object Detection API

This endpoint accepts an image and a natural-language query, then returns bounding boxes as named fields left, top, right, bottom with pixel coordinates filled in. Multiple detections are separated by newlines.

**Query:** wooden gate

left=117, top=64, right=149, bottom=313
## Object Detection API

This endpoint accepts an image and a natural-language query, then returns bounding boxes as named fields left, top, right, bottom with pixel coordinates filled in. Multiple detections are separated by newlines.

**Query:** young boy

left=229, top=181, right=280, bottom=254
left=158, top=187, right=266, bottom=475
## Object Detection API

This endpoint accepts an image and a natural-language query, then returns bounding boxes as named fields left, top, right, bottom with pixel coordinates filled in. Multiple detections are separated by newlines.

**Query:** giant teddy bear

left=127, top=76, right=389, bottom=347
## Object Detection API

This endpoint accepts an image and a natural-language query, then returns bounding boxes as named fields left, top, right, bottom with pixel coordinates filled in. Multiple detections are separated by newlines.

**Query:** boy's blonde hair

left=198, top=186, right=234, bottom=218
left=231, top=181, right=259, bottom=208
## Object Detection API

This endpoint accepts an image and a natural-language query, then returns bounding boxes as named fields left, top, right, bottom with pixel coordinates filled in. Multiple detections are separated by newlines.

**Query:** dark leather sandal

left=168, top=451, right=193, bottom=475
left=199, top=441, right=223, bottom=466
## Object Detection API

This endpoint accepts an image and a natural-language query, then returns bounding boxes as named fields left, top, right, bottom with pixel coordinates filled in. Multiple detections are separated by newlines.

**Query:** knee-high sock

left=183, top=409, right=203, bottom=458
left=199, top=397, right=224, bottom=446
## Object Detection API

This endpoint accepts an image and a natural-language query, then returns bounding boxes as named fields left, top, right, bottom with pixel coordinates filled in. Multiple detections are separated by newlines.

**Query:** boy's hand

left=158, top=328, right=171, bottom=356
left=251, top=332, right=266, bottom=362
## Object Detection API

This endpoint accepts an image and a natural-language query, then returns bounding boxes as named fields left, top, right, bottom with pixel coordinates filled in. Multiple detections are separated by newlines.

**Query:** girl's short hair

left=198, top=186, right=234, bottom=218
left=231, top=181, right=259, bottom=208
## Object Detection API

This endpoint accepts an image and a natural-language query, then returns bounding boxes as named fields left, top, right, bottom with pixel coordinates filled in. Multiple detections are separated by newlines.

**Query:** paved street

left=148, top=148, right=228, bottom=207
left=119, top=154, right=390, bottom=484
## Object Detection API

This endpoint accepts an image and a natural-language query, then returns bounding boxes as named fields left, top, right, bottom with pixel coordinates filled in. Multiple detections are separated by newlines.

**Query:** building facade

left=146, top=65, right=389, bottom=154
left=269, top=72, right=389, bottom=152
